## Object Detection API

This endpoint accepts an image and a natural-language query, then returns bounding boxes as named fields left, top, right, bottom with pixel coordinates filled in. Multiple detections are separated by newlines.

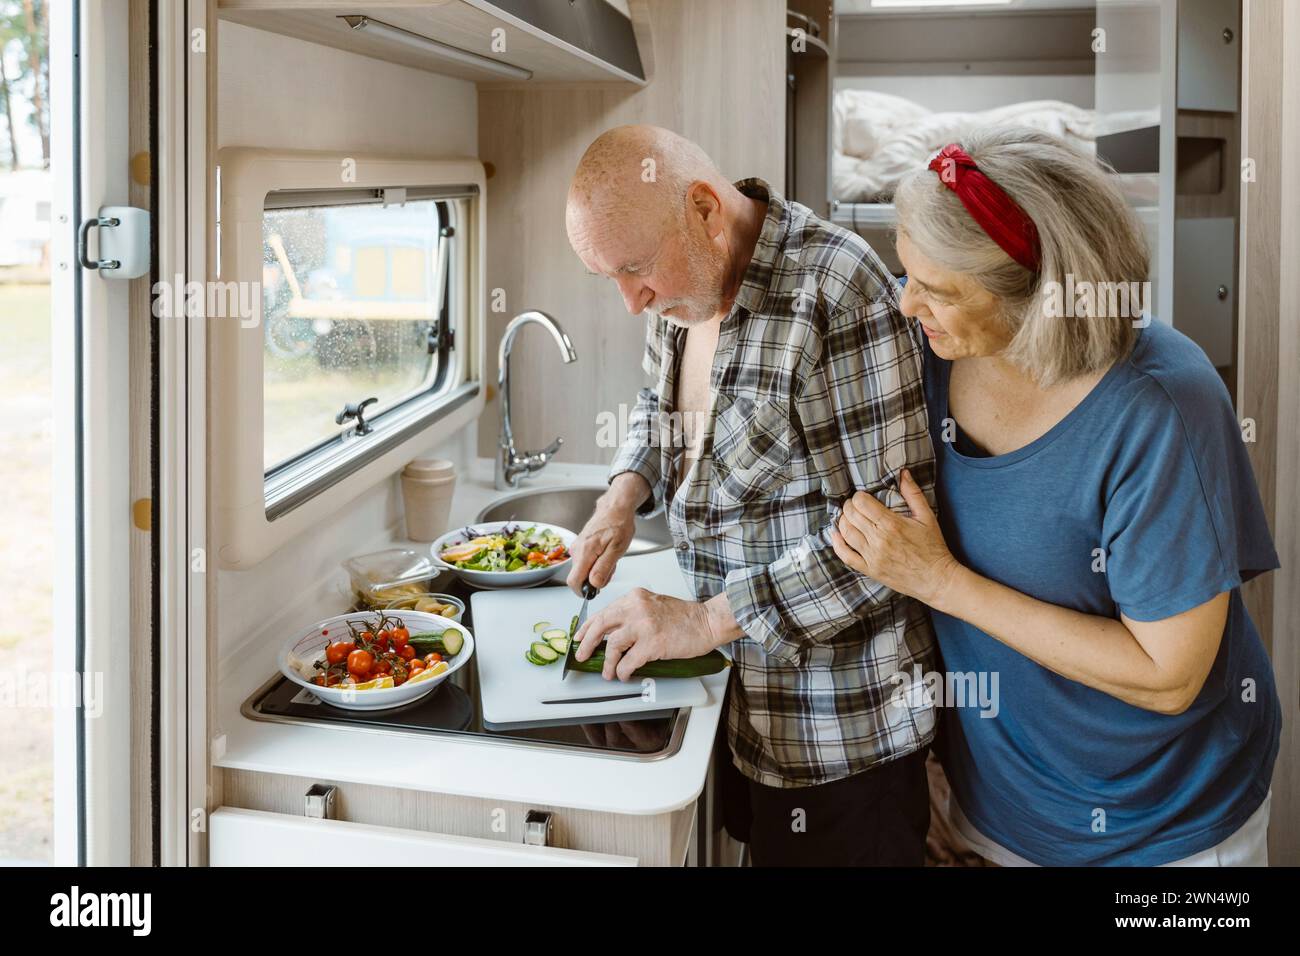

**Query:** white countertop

left=213, top=458, right=727, bottom=817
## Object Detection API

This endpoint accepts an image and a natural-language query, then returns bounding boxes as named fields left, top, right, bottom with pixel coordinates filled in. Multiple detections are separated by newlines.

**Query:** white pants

left=947, top=789, right=1271, bottom=867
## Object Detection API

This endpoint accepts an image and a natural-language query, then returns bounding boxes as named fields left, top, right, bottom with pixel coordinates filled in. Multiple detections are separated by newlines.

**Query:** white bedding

left=833, top=90, right=1101, bottom=203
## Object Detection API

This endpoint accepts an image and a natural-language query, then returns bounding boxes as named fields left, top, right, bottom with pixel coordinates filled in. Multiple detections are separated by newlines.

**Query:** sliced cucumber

left=529, top=641, right=559, bottom=663
left=546, top=636, right=569, bottom=654
left=440, top=629, right=464, bottom=657
left=525, top=648, right=550, bottom=666
left=541, top=628, right=567, bottom=642
left=532, top=621, right=553, bottom=634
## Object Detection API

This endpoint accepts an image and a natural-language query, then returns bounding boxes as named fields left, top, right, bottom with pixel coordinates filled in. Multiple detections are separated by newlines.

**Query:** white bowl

left=278, top=610, right=475, bottom=712
left=430, top=520, right=576, bottom=589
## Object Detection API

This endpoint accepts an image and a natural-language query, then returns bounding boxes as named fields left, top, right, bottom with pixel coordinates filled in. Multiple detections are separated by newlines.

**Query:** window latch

left=336, top=396, right=378, bottom=436
left=427, top=321, right=455, bottom=353
left=427, top=223, right=456, bottom=354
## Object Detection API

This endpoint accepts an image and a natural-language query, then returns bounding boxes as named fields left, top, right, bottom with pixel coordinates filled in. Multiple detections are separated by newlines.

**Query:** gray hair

left=893, top=125, right=1149, bottom=386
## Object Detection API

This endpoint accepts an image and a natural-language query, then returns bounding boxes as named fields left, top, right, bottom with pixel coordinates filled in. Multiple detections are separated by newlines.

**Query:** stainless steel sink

left=474, top=485, right=672, bottom=555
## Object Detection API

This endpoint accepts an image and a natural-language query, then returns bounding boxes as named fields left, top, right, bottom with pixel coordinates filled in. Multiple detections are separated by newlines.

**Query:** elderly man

left=565, top=125, right=937, bottom=866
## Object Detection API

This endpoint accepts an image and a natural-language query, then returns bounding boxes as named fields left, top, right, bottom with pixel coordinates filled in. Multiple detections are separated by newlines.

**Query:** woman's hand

left=830, top=468, right=963, bottom=608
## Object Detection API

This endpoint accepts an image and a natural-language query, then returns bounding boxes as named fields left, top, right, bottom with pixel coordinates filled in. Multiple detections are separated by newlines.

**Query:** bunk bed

left=829, top=89, right=1157, bottom=271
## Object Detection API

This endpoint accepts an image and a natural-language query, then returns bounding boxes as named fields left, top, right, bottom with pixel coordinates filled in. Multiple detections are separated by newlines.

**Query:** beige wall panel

left=476, top=0, right=787, bottom=465
left=1239, top=0, right=1298, bottom=866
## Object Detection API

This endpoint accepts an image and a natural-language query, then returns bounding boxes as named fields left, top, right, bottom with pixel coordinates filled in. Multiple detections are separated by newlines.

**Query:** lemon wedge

left=407, top=661, right=449, bottom=684
left=348, top=675, right=394, bottom=691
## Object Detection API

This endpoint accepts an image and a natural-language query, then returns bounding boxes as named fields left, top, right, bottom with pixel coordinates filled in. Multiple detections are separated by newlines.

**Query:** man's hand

left=566, top=472, right=650, bottom=592
left=573, top=588, right=739, bottom=682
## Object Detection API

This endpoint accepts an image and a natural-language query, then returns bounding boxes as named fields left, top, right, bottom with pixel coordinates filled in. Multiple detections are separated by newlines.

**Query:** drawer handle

left=305, top=784, right=338, bottom=819
left=523, top=809, right=554, bottom=847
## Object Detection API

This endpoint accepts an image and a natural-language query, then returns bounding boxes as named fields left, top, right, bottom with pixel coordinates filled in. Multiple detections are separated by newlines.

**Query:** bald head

left=566, top=125, right=729, bottom=234
left=566, top=126, right=764, bottom=326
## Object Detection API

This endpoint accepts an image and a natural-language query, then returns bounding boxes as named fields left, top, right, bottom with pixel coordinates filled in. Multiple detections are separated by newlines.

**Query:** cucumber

left=566, top=648, right=730, bottom=679
left=525, top=648, right=550, bottom=666
left=408, top=629, right=464, bottom=658
left=541, top=628, right=567, bottom=642
left=529, top=641, right=559, bottom=663
left=440, top=629, right=464, bottom=656
left=546, top=636, right=569, bottom=654
left=532, top=621, right=553, bottom=634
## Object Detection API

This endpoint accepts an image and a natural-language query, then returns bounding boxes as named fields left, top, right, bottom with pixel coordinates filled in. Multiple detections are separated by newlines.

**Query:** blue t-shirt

left=923, top=319, right=1281, bottom=866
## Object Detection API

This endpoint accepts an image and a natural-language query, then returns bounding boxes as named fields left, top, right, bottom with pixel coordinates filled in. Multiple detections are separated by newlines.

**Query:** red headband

left=928, top=144, right=1041, bottom=272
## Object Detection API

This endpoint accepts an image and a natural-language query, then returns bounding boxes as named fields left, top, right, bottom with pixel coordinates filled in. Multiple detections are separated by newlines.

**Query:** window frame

left=259, top=191, right=449, bottom=475
left=211, top=150, right=486, bottom=570
left=260, top=189, right=467, bottom=515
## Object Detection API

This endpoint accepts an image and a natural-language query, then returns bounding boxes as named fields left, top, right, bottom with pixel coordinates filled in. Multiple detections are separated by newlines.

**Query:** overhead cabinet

left=217, top=0, right=646, bottom=84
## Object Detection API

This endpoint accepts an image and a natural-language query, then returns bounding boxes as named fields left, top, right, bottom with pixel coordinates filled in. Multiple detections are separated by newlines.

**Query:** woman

left=831, top=126, right=1280, bottom=866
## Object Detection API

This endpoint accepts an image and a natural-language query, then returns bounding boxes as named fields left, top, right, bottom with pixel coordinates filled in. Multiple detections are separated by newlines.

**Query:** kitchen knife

left=540, top=691, right=646, bottom=705
left=560, top=579, right=599, bottom=682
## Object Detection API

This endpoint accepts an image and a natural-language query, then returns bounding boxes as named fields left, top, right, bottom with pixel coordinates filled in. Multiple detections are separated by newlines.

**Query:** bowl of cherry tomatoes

left=278, top=609, right=475, bottom=711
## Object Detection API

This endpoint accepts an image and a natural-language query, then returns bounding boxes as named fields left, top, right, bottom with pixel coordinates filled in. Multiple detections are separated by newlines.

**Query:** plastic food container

left=382, top=591, right=465, bottom=622
left=342, top=548, right=440, bottom=609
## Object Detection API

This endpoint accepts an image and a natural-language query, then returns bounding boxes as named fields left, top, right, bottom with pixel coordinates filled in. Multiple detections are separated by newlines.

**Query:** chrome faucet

left=496, top=310, right=577, bottom=490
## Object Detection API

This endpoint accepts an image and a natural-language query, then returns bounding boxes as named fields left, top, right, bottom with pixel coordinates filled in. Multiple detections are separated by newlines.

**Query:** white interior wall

left=1094, top=0, right=1163, bottom=117
left=212, top=22, right=480, bottom=669
left=217, top=21, right=478, bottom=155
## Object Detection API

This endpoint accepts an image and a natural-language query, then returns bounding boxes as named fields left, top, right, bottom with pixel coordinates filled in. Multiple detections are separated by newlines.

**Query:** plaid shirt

left=609, top=179, right=939, bottom=787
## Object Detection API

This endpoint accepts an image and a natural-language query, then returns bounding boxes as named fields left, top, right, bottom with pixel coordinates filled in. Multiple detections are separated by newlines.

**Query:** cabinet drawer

left=209, top=807, right=638, bottom=866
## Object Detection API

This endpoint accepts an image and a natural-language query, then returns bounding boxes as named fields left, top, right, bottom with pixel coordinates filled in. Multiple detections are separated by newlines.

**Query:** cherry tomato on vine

left=347, top=648, right=374, bottom=678
left=326, top=640, right=355, bottom=665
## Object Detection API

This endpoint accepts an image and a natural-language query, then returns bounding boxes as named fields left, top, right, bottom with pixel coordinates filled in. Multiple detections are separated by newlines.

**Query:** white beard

left=650, top=297, right=722, bottom=327
left=646, top=227, right=728, bottom=327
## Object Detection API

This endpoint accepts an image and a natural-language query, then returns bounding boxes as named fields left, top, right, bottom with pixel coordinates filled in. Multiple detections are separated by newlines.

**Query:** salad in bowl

left=431, top=520, right=576, bottom=588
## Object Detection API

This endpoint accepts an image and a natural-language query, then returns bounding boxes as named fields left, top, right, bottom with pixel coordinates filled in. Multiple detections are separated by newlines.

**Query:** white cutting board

left=472, top=576, right=709, bottom=728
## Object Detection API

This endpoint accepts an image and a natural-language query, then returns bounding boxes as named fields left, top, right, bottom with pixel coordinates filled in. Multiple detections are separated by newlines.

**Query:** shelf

left=217, top=0, right=646, bottom=85
left=1095, top=124, right=1160, bottom=176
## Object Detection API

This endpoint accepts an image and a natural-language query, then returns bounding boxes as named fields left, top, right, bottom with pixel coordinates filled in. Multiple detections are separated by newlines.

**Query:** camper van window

left=260, top=195, right=455, bottom=475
